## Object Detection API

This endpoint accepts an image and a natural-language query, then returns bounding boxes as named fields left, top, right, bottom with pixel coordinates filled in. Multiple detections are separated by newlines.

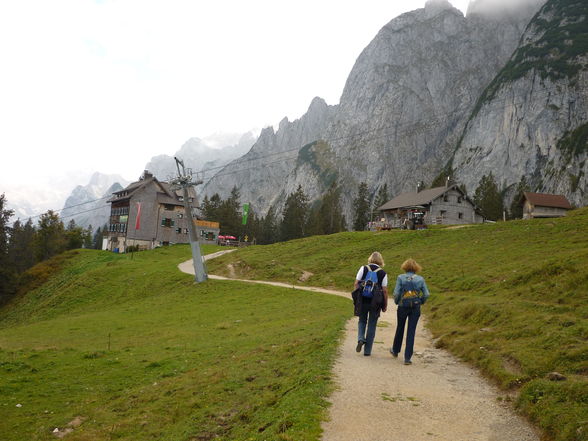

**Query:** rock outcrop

left=203, top=0, right=551, bottom=219
left=452, top=0, right=588, bottom=206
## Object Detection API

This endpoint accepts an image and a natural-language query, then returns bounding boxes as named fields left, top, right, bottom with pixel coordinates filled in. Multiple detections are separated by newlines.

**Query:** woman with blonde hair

left=390, top=258, right=430, bottom=365
left=353, top=251, right=388, bottom=356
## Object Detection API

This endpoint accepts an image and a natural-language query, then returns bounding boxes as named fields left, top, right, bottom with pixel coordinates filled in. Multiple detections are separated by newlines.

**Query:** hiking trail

left=179, top=254, right=540, bottom=441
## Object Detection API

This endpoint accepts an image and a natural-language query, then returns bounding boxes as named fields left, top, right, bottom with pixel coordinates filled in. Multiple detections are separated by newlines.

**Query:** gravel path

left=179, top=257, right=541, bottom=441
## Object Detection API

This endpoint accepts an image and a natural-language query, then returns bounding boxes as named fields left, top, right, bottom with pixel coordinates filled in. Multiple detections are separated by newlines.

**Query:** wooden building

left=105, top=171, right=220, bottom=252
left=376, top=184, right=484, bottom=228
left=522, top=192, right=572, bottom=219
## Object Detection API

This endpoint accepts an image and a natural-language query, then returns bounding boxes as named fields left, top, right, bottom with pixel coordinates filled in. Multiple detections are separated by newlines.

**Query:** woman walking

left=391, top=258, right=430, bottom=365
left=354, top=252, right=388, bottom=356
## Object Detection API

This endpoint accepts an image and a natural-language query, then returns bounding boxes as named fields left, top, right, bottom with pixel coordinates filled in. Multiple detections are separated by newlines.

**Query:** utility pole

left=171, top=157, right=207, bottom=283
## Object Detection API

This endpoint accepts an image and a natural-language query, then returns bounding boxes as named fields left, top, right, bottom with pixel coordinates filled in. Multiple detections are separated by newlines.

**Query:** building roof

left=523, top=192, right=572, bottom=210
left=378, top=186, right=458, bottom=211
left=108, top=173, right=181, bottom=203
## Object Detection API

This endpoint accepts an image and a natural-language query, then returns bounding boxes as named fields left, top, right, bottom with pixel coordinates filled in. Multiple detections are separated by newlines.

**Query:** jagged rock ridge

left=203, top=0, right=547, bottom=219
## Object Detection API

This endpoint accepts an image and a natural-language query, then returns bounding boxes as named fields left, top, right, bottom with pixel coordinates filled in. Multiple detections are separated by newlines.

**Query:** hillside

left=0, top=245, right=350, bottom=441
left=207, top=209, right=588, bottom=441
left=2, top=211, right=587, bottom=440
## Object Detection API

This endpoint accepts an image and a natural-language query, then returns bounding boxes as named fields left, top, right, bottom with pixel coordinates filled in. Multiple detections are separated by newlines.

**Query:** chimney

left=416, top=182, right=422, bottom=193
left=141, top=170, right=153, bottom=180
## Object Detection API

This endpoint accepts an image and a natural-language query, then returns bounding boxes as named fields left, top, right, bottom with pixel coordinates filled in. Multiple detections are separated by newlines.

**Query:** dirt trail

left=179, top=257, right=540, bottom=441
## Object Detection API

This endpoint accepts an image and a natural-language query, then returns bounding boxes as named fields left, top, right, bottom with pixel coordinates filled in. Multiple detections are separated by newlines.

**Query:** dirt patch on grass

left=502, top=355, right=524, bottom=376
left=227, top=264, right=237, bottom=278
left=298, top=271, right=314, bottom=282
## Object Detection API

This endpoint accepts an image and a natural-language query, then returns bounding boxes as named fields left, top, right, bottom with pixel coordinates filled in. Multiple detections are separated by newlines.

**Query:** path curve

left=179, top=257, right=540, bottom=441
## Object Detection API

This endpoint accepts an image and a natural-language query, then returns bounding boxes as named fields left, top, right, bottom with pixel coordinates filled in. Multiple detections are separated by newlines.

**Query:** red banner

left=135, top=202, right=142, bottom=230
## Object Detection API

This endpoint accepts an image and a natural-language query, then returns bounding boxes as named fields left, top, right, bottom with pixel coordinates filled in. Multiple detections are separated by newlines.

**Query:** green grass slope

left=0, top=245, right=350, bottom=441
left=207, top=209, right=588, bottom=441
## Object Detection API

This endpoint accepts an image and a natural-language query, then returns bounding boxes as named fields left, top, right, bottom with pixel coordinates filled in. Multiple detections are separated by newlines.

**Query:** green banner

left=242, top=203, right=250, bottom=225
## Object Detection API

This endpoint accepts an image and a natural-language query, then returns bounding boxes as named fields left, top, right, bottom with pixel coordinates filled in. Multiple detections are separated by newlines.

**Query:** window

left=458, top=212, right=464, bottom=219
left=440, top=210, right=447, bottom=218
left=457, top=196, right=463, bottom=204
left=161, top=218, right=175, bottom=227
left=175, top=227, right=182, bottom=233
left=177, top=213, right=184, bottom=218
left=443, top=195, right=449, bottom=202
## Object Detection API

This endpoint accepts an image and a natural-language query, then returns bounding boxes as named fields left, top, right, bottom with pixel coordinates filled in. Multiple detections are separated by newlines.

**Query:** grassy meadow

left=0, top=245, right=350, bottom=441
left=207, top=209, right=588, bottom=441
left=2, top=209, right=588, bottom=441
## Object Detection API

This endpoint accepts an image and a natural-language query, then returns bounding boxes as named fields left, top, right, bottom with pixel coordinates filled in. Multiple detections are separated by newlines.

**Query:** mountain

left=452, top=0, right=588, bottom=205
left=202, top=0, right=548, bottom=219
left=60, top=172, right=129, bottom=230
left=144, top=132, right=257, bottom=184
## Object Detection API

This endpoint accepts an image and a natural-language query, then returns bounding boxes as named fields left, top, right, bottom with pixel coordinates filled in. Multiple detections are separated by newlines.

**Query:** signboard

left=242, top=203, right=250, bottom=225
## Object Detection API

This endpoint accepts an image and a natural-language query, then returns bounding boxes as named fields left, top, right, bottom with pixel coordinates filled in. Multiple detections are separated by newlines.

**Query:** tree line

left=0, top=193, right=105, bottom=304
left=200, top=173, right=540, bottom=245
left=200, top=183, right=390, bottom=245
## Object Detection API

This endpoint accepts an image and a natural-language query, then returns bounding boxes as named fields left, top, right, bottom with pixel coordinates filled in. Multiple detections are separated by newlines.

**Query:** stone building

left=105, top=171, right=219, bottom=252
left=376, top=184, right=484, bottom=228
left=522, top=192, right=572, bottom=219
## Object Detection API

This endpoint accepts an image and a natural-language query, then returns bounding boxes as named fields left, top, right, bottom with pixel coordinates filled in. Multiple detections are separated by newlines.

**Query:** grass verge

left=207, top=209, right=588, bottom=441
left=0, top=245, right=350, bottom=441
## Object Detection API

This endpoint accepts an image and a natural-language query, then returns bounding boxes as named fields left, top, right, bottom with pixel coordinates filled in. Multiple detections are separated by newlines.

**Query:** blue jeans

left=392, top=305, right=421, bottom=361
left=358, top=302, right=379, bottom=355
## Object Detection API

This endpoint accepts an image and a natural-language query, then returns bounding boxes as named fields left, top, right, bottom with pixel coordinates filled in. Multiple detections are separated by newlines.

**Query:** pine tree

left=0, top=194, right=13, bottom=263
left=260, top=205, right=279, bottom=244
left=93, top=226, right=104, bottom=250
left=474, top=173, right=504, bottom=221
left=0, top=194, right=16, bottom=304
left=373, top=183, right=389, bottom=211
left=201, top=194, right=222, bottom=221
left=318, top=182, right=345, bottom=235
left=304, top=203, right=321, bottom=237
left=83, top=225, right=93, bottom=249
left=65, top=219, right=84, bottom=250
left=218, top=186, right=242, bottom=237
left=8, top=218, right=36, bottom=273
left=281, top=185, right=308, bottom=241
left=353, top=182, right=370, bottom=231
left=34, top=210, right=66, bottom=261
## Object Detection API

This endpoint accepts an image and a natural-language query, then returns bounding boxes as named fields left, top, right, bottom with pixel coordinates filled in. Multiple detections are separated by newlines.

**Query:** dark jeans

left=392, top=305, right=421, bottom=361
left=358, top=302, right=379, bottom=355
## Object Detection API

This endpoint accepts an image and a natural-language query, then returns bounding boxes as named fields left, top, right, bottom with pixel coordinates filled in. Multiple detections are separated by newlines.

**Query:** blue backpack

left=361, top=266, right=382, bottom=298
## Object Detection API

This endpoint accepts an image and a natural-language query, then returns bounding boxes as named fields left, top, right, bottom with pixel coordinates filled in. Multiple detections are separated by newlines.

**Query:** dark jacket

left=352, top=264, right=387, bottom=316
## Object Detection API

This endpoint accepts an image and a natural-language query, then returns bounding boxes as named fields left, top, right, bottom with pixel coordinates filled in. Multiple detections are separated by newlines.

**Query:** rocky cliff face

left=452, top=0, right=588, bottom=205
left=203, top=0, right=547, bottom=219
left=61, top=172, right=128, bottom=230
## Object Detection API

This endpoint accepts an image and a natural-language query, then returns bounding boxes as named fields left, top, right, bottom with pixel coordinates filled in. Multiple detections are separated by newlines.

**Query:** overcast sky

left=0, top=0, right=471, bottom=212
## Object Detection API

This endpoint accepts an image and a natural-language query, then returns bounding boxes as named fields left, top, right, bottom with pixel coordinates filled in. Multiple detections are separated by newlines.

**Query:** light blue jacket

left=393, top=272, right=430, bottom=305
